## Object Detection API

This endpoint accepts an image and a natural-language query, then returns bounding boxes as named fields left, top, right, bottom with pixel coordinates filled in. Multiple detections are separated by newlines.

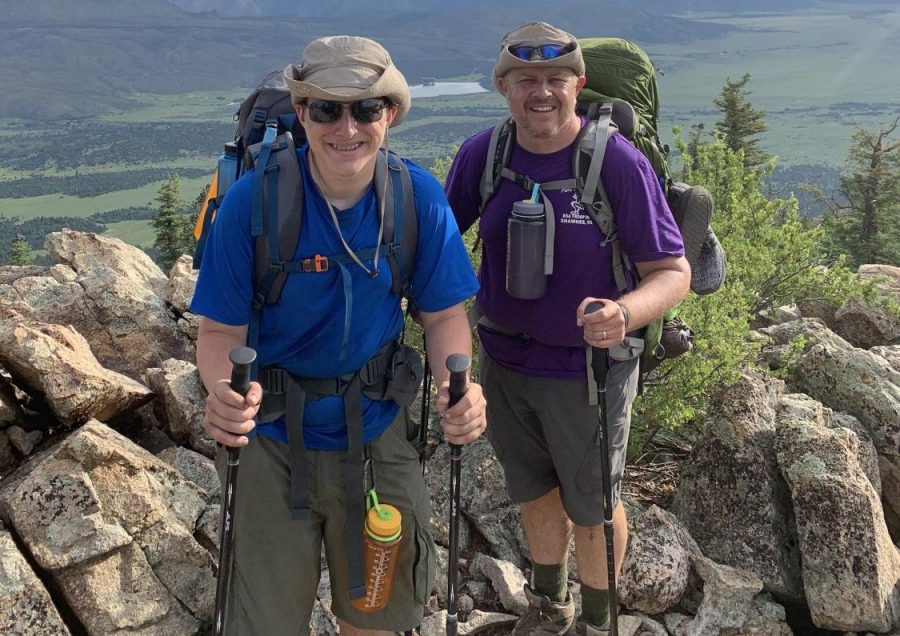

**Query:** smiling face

left=497, top=66, right=586, bottom=153
left=296, top=99, right=398, bottom=191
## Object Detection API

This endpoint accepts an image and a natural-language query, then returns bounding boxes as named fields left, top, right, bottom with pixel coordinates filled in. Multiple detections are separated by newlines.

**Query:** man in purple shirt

left=445, top=22, right=690, bottom=636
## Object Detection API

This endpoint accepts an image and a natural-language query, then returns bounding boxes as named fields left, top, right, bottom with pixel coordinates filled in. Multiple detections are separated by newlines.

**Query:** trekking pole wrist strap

left=616, top=301, right=630, bottom=329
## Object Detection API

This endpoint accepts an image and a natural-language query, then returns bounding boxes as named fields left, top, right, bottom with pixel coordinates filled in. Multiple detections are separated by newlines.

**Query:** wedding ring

left=601, top=330, right=607, bottom=340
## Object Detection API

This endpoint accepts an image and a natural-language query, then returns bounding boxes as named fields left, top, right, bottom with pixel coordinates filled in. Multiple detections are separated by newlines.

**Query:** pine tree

left=818, top=117, right=900, bottom=268
left=152, top=173, right=192, bottom=272
left=7, top=234, right=35, bottom=266
left=713, top=73, right=771, bottom=170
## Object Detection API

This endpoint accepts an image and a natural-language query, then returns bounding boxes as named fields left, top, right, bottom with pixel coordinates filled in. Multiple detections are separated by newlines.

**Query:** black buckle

left=359, top=357, right=381, bottom=386
left=252, top=108, right=268, bottom=127
left=517, top=175, right=537, bottom=193
left=251, top=291, right=267, bottom=312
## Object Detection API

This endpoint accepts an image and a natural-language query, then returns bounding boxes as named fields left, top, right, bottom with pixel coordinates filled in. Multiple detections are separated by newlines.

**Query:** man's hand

left=204, top=379, right=263, bottom=448
left=435, top=381, right=487, bottom=446
left=577, top=298, right=626, bottom=348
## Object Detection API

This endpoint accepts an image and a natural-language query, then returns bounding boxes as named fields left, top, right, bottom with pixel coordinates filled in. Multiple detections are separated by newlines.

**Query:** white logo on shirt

left=559, top=189, right=592, bottom=225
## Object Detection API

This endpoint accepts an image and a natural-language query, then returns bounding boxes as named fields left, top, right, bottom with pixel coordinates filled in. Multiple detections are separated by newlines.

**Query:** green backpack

left=479, top=37, right=722, bottom=381
left=579, top=37, right=671, bottom=186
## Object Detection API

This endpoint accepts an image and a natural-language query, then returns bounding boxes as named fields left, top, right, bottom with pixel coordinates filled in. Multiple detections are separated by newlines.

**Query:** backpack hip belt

left=256, top=339, right=423, bottom=602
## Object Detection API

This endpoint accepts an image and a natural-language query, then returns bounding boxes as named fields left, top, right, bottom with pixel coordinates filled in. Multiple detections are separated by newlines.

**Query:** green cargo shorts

left=215, top=411, right=435, bottom=635
left=479, top=350, right=639, bottom=527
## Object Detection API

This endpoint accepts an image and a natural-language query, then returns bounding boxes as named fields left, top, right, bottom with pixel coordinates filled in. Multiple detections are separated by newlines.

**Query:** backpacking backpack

left=479, top=37, right=723, bottom=378
left=192, top=70, right=420, bottom=370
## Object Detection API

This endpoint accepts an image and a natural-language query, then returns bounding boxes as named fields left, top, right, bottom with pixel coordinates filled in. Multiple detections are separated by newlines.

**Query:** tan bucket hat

left=283, top=35, right=411, bottom=127
left=493, top=22, right=585, bottom=89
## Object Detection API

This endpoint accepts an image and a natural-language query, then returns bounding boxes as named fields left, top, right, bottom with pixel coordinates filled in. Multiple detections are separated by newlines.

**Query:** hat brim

left=283, top=64, right=411, bottom=127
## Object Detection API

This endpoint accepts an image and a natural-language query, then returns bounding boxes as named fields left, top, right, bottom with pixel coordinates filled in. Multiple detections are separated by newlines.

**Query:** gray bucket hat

left=283, top=35, right=411, bottom=127
left=493, top=21, right=585, bottom=89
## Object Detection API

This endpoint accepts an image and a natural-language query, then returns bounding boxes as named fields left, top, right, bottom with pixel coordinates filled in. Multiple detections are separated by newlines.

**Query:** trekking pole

left=445, top=353, right=471, bottom=636
left=586, top=302, right=618, bottom=636
left=214, top=346, right=257, bottom=636
left=419, top=347, right=432, bottom=476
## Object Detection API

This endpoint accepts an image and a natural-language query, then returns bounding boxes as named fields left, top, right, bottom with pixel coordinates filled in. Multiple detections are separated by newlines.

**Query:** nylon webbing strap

left=535, top=178, right=576, bottom=277
left=338, top=264, right=353, bottom=361
left=397, top=156, right=416, bottom=295
left=271, top=132, right=303, bottom=303
left=581, top=105, right=613, bottom=210
left=257, top=341, right=398, bottom=603
left=344, top=375, right=367, bottom=601
left=586, top=346, right=600, bottom=407
left=480, top=121, right=508, bottom=212
left=580, top=112, right=630, bottom=293
left=378, top=151, right=401, bottom=296
left=251, top=125, right=278, bottom=237
left=284, top=380, right=311, bottom=519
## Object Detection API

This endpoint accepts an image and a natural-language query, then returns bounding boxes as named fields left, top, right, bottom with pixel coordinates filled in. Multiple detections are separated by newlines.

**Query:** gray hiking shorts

left=479, top=350, right=639, bottom=527
left=215, top=411, right=435, bottom=634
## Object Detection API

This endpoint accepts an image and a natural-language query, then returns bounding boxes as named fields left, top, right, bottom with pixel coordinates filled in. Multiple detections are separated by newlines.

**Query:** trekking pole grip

left=446, top=353, right=471, bottom=410
left=586, top=302, right=609, bottom=390
left=229, top=346, right=256, bottom=397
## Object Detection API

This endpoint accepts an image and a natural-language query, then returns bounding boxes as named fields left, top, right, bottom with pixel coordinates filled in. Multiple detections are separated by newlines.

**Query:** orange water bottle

left=352, top=490, right=403, bottom=612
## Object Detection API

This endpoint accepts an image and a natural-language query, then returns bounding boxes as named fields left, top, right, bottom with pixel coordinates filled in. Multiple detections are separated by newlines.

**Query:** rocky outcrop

left=776, top=394, right=900, bottom=632
left=144, top=358, right=212, bottom=458
left=0, top=319, right=153, bottom=425
left=0, top=230, right=194, bottom=380
left=761, top=316, right=900, bottom=540
left=796, top=264, right=900, bottom=349
left=670, top=370, right=804, bottom=601
left=0, top=525, right=71, bottom=635
left=0, top=420, right=217, bottom=634
left=0, top=234, right=897, bottom=635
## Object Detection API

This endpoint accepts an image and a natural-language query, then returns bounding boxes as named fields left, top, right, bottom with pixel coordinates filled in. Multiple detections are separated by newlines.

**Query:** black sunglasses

left=507, top=43, right=574, bottom=61
left=304, top=98, right=390, bottom=125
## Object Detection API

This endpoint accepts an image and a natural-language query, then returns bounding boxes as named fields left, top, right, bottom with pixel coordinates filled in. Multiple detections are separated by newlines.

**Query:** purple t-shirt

left=445, top=119, right=684, bottom=379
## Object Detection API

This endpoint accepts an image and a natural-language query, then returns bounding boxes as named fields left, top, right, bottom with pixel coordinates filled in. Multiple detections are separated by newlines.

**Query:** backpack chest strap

left=499, top=168, right=579, bottom=277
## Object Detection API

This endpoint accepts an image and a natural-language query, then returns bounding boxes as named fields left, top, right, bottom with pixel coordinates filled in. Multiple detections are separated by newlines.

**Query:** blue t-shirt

left=191, top=147, right=478, bottom=449
left=445, top=119, right=684, bottom=379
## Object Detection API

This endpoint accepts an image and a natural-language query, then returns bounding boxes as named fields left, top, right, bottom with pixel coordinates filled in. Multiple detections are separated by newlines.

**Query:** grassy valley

left=0, top=2, right=898, bottom=259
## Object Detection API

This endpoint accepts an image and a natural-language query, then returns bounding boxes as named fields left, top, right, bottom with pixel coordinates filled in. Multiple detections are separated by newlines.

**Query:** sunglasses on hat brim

left=303, top=98, right=390, bottom=124
left=507, top=43, right=575, bottom=62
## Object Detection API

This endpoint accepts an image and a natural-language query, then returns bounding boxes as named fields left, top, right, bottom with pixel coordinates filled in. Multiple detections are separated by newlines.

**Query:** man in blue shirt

left=192, top=35, right=486, bottom=636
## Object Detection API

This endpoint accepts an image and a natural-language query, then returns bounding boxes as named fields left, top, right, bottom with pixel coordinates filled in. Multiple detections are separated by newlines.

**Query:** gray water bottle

left=506, top=200, right=547, bottom=299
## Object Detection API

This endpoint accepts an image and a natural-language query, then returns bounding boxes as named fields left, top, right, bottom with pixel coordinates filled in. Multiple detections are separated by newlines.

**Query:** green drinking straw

left=530, top=183, right=540, bottom=203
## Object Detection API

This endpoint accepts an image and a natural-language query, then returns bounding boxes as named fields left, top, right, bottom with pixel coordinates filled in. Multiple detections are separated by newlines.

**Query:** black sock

left=580, top=583, right=610, bottom=629
left=531, top=562, right=568, bottom=603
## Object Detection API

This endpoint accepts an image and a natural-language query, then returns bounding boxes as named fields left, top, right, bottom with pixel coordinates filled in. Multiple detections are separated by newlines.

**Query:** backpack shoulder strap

left=244, top=128, right=303, bottom=358
left=375, top=149, right=417, bottom=299
left=479, top=117, right=515, bottom=214
left=574, top=104, right=631, bottom=293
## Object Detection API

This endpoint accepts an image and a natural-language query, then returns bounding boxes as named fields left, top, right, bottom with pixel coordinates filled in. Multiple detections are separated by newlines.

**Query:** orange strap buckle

left=302, top=254, right=329, bottom=273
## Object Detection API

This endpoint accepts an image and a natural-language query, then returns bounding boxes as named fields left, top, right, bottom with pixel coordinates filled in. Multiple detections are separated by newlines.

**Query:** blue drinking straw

left=530, top=183, right=540, bottom=203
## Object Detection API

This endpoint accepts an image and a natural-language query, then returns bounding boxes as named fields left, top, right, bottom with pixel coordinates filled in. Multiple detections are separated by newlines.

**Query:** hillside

left=0, top=0, right=729, bottom=121
left=165, top=0, right=861, bottom=18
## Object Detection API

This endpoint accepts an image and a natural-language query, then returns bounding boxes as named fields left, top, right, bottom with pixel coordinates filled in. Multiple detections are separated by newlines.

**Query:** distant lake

left=409, top=81, right=489, bottom=98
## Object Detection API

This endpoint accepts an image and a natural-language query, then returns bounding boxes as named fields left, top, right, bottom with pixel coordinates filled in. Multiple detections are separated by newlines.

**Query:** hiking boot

left=512, top=584, right=576, bottom=635
left=574, top=619, right=609, bottom=635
